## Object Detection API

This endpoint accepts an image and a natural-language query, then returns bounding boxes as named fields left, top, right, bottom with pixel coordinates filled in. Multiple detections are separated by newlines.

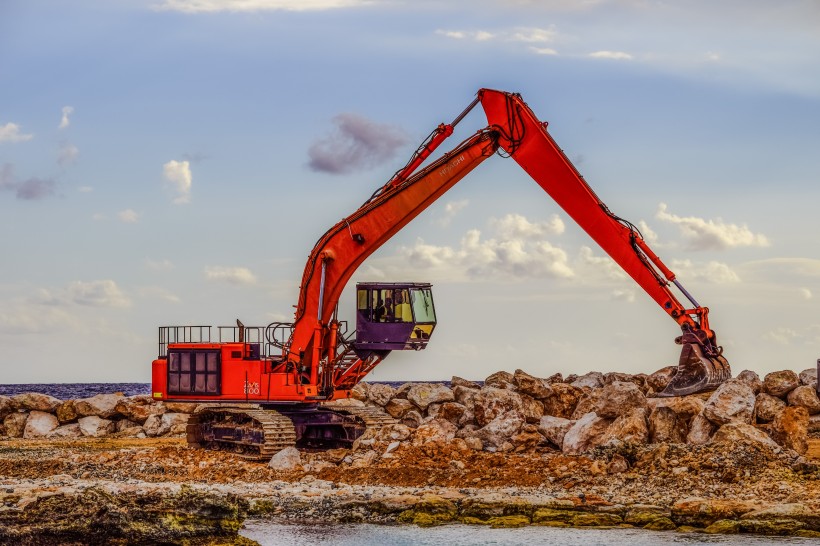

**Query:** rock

left=406, top=383, right=454, bottom=411
left=512, top=369, right=552, bottom=399
left=367, top=383, right=396, bottom=407
left=607, top=453, right=630, bottom=473
left=770, top=406, right=809, bottom=454
left=12, top=392, right=62, bottom=412
left=686, top=414, right=716, bottom=445
left=116, top=418, right=140, bottom=432
left=350, top=382, right=369, bottom=401
left=411, top=419, right=457, bottom=446
left=518, top=394, right=545, bottom=423
left=541, top=383, right=582, bottom=419
left=754, top=393, right=786, bottom=423
left=475, top=410, right=524, bottom=449
left=798, top=368, right=817, bottom=389
left=671, top=498, right=762, bottom=528
left=401, top=410, right=424, bottom=428
left=453, top=385, right=479, bottom=407
left=762, top=370, right=800, bottom=398
left=710, top=422, right=780, bottom=451
left=435, top=402, right=466, bottom=424
left=484, top=371, right=514, bottom=388
left=269, top=446, right=301, bottom=471
left=703, top=379, right=755, bottom=426
left=451, top=376, right=481, bottom=389
left=115, top=396, right=163, bottom=424
left=787, top=386, right=820, bottom=415
left=55, top=400, right=79, bottom=424
left=385, top=398, right=415, bottom=419
left=78, top=415, right=116, bottom=437
left=562, top=412, right=613, bottom=455
left=160, top=413, right=190, bottom=436
left=163, top=402, right=197, bottom=414
left=0, top=395, right=16, bottom=420
left=376, top=423, right=412, bottom=442
left=3, top=411, right=28, bottom=438
left=472, top=387, right=524, bottom=427
left=646, top=366, right=677, bottom=393
left=48, top=423, right=82, bottom=438
left=593, top=381, right=647, bottom=419
left=570, top=371, right=604, bottom=389
left=23, top=410, right=59, bottom=438
left=736, top=370, right=763, bottom=394
left=649, top=406, right=687, bottom=444
left=537, top=415, right=574, bottom=449
left=74, top=393, right=124, bottom=419
left=601, top=407, right=649, bottom=446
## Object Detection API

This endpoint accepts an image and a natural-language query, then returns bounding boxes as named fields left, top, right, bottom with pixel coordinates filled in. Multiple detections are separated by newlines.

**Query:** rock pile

left=0, top=392, right=194, bottom=440
left=347, top=367, right=819, bottom=457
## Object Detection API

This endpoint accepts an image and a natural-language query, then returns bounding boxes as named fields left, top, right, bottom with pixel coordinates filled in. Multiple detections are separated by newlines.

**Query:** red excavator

left=151, top=88, right=731, bottom=458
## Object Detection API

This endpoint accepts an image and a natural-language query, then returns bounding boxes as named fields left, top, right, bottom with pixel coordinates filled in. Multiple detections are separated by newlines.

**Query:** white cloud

left=576, top=246, right=626, bottom=281
left=0, top=122, right=33, bottom=143
left=531, top=47, right=558, bottom=56
left=511, top=27, right=558, bottom=43
left=205, top=266, right=257, bottom=285
left=637, top=220, right=659, bottom=246
left=435, top=199, right=469, bottom=227
left=589, top=50, right=633, bottom=60
left=59, top=106, right=74, bottom=129
left=437, top=26, right=555, bottom=45
left=58, top=142, right=79, bottom=167
left=145, top=258, right=175, bottom=271
left=44, top=280, right=131, bottom=308
left=763, top=327, right=799, bottom=345
left=799, top=287, right=812, bottom=300
left=163, top=160, right=192, bottom=204
left=118, top=209, right=140, bottom=223
left=153, top=0, right=366, bottom=12
left=655, top=203, right=769, bottom=250
left=669, top=259, right=741, bottom=284
left=78, top=186, right=93, bottom=193
left=611, top=289, right=636, bottom=302
left=139, top=286, right=181, bottom=304
left=490, top=213, right=564, bottom=240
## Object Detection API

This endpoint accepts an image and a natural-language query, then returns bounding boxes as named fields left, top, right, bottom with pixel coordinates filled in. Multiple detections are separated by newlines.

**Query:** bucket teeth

left=657, top=342, right=731, bottom=397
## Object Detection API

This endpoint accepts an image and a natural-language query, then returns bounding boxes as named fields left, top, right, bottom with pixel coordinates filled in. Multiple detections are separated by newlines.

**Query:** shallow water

left=240, top=521, right=817, bottom=546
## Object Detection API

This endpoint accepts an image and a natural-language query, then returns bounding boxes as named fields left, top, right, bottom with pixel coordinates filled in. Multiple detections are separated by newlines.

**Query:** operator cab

left=353, top=282, right=436, bottom=352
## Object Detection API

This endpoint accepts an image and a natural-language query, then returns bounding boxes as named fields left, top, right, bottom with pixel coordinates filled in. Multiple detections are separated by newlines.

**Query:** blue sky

left=1, top=0, right=819, bottom=383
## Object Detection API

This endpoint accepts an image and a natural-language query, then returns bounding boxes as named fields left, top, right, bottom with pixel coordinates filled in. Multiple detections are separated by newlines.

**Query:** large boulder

left=648, top=406, right=687, bottom=444
left=115, top=395, right=163, bottom=424
left=472, top=387, right=523, bottom=427
left=451, top=376, right=481, bottom=389
left=593, top=381, right=647, bottom=419
left=78, top=415, right=116, bottom=438
left=786, top=386, right=820, bottom=415
left=703, top=379, right=756, bottom=426
left=736, top=370, right=763, bottom=395
left=600, top=407, right=649, bottom=447
left=570, top=372, right=605, bottom=390
left=484, top=371, right=514, bottom=388
left=798, top=368, right=817, bottom=389
left=762, top=370, right=800, bottom=398
left=55, top=400, right=79, bottom=424
left=754, top=393, right=786, bottom=423
left=3, top=412, right=28, bottom=438
left=686, top=414, right=716, bottom=445
left=269, top=446, right=301, bottom=471
left=537, top=415, right=574, bottom=449
left=23, top=410, right=59, bottom=438
left=48, top=423, right=82, bottom=439
left=0, top=396, right=16, bottom=420
left=411, top=418, right=457, bottom=446
left=435, top=402, right=467, bottom=425
left=367, top=383, right=396, bottom=407
left=406, top=383, right=454, bottom=411
left=541, top=383, right=582, bottom=419
left=646, top=366, right=677, bottom=394
left=385, top=398, right=415, bottom=419
left=74, top=393, right=124, bottom=419
left=770, top=406, right=809, bottom=454
left=512, top=369, right=552, bottom=399
left=475, top=410, right=524, bottom=449
left=710, top=422, right=780, bottom=451
left=562, top=412, right=613, bottom=455
left=143, top=413, right=188, bottom=437
left=12, top=392, right=61, bottom=412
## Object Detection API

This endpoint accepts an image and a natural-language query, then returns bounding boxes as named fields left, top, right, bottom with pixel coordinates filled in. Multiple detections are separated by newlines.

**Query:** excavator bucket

left=658, top=337, right=731, bottom=397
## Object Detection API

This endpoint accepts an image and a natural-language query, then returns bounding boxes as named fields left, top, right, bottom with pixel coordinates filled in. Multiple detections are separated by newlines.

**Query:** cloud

left=307, top=113, right=409, bottom=174
left=0, top=122, right=34, bottom=143
left=153, top=0, right=367, bottom=13
left=435, top=199, right=469, bottom=227
left=436, top=29, right=495, bottom=41
left=163, top=160, right=192, bottom=204
left=145, top=258, right=175, bottom=271
left=655, top=203, right=769, bottom=250
left=1, top=166, right=57, bottom=200
left=799, top=287, right=812, bottom=300
left=437, top=26, right=557, bottom=46
left=58, top=142, right=79, bottom=167
left=577, top=246, right=626, bottom=281
left=118, top=209, right=140, bottom=223
left=490, top=213, right=564, bottom=240
left=669, top=259, right=741, bottom=284
left=589, top=50, right=633, bottom=60
left=59, top=106, right=74, bottom=129
left=763, top=327, right=799, bottom=345
left=78, top=186, right=93, bottom=193
left=38, top=280, right=131, bottom=308
left=205, top=266, right=257, bottom=285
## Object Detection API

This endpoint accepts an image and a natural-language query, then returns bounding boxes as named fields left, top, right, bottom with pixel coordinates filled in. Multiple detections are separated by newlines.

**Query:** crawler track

left=187, top=405, right=297, bottom=461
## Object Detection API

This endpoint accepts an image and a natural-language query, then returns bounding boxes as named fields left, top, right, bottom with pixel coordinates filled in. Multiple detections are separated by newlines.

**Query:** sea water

left=239, top=521, right=816, bottom=545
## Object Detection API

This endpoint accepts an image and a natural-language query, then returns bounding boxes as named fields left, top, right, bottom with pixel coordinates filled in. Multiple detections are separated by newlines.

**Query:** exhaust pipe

left=657, top=329, right=731, bottom=397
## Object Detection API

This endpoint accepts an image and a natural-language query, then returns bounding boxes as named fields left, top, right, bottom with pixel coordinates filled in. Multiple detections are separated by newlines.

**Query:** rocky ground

left=1, top=366, right=819, bottom=544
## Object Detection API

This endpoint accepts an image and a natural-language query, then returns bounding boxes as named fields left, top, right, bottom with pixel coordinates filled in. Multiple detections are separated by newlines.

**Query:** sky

left=1, top=0, right=819, bottom=384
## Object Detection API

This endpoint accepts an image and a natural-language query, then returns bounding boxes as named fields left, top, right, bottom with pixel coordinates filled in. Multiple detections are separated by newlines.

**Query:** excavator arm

left=282, top=88, right=730, bottom=398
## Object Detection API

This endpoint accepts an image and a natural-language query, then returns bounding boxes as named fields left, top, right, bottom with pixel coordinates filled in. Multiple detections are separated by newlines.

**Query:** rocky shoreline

left=1, top=366, right=819, bottom=544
